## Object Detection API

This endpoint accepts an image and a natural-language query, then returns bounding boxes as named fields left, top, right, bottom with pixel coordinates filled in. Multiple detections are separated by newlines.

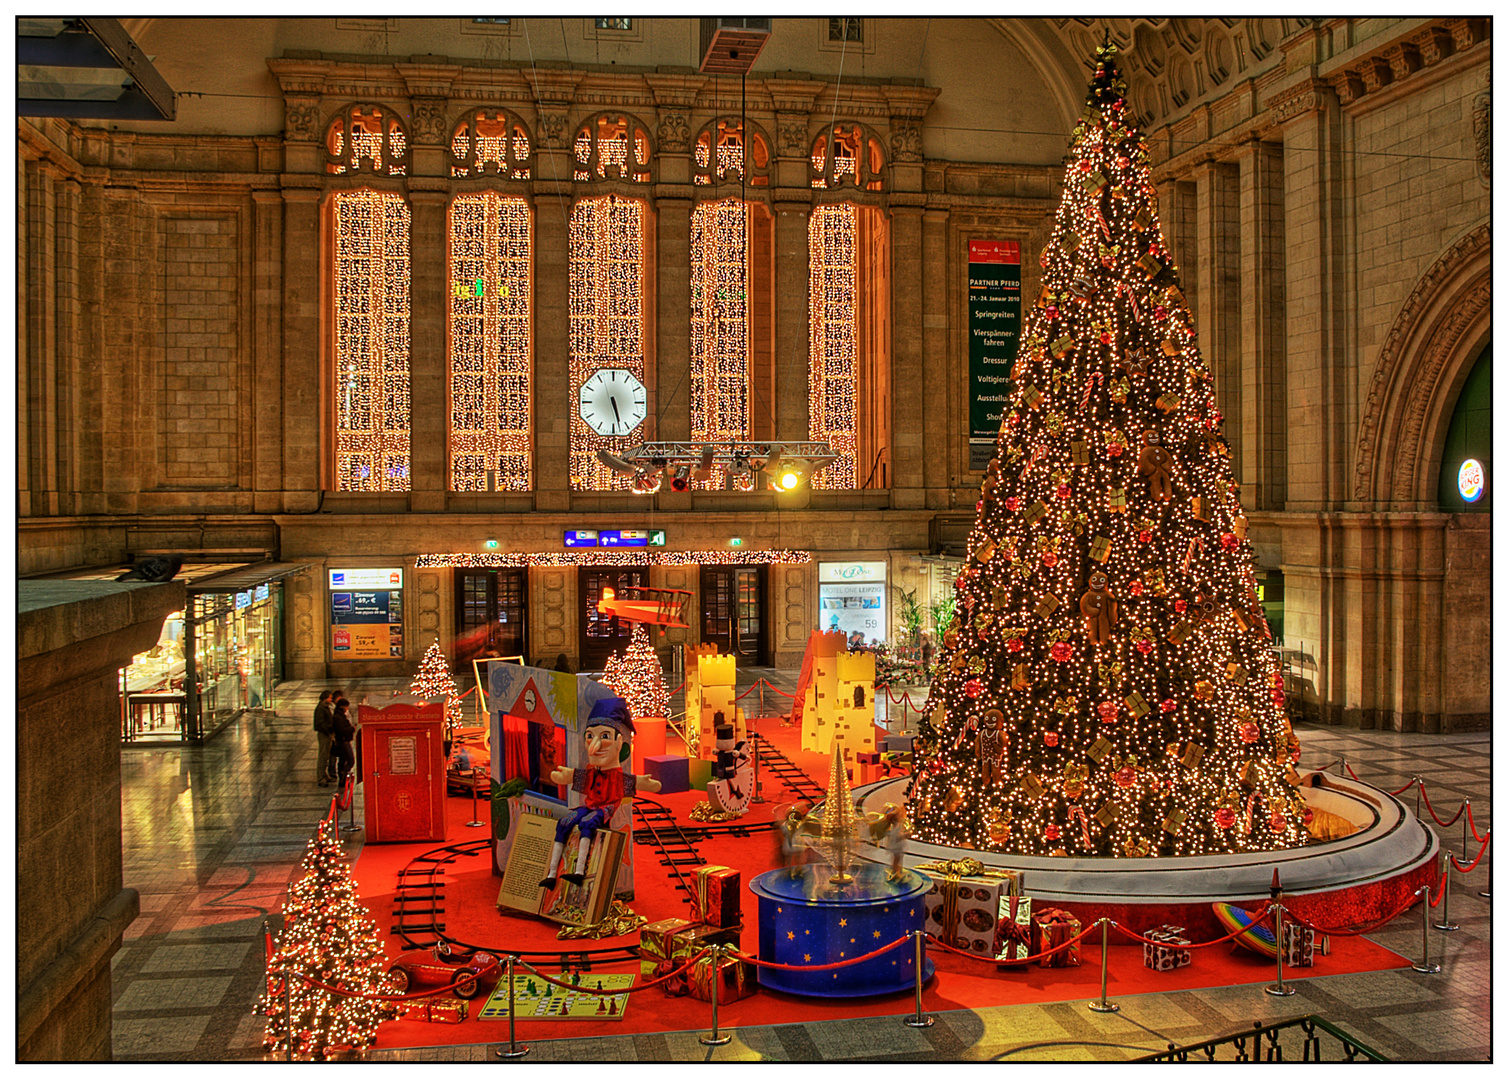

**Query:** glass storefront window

left=121, top=611, right=187, bottom=741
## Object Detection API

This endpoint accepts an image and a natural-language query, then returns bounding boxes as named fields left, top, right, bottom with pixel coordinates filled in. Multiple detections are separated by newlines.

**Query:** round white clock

left=578, top=368, right=647, bottom=437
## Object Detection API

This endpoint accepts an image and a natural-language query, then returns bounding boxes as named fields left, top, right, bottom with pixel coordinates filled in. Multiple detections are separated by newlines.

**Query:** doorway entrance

left=578, top=566, right=647, bottom=671
left=454, top=569, right=527, bottom=663
left=700, top=564, right=767, bottom=665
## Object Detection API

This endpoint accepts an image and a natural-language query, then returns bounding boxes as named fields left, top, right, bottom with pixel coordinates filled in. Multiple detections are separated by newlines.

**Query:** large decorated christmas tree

left=909, top=41, right=1307, bottom=859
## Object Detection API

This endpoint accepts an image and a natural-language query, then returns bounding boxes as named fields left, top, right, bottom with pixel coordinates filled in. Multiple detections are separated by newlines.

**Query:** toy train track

left=753, top=738, right=826, bottom=803
left=631, top=800, right=705, bottom=911
left=388, top=837, right=639, bottom=965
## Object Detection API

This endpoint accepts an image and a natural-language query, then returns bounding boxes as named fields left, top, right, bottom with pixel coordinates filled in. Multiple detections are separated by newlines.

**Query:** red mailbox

left=359, top=699, right=447, bottom=843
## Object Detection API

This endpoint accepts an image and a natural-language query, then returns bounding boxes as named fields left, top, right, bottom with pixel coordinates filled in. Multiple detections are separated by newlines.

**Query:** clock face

left=523, top=689, right=537, bottom=713
left=578, top=368, right=647, bottom=437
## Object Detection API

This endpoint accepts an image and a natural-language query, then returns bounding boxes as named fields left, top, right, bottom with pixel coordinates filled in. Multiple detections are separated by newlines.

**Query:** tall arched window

left=690, top=197, right=775, bottom=487
left=324, top=104, right=409, bottom=176
left=573, top=113, right=653, bottom=183
left=692, top=117, right=771, bottom=187
left=448, top=193, right=533, bottom=491
left=809, top=202, right=890, bottom=489
left=331, top=190, right=411, bottom=491
left=450, top=109, right=533, bottom=179
left=810, top=121, right=886, bottom=191
left=569, top=195, right=647, bottom=490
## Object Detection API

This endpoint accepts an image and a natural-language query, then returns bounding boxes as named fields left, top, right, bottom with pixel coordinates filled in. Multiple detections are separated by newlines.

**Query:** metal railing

left=1138, top=1015, right=1386, bottom=1062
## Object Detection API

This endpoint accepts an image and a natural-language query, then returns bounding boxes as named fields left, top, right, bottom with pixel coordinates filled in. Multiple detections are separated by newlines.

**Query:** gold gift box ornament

left=1086, top=736, right=1113, bottom=763
left=1034, top=593, right=1060, bottom=617
left=1089, top=536, right=1112, bottom=562
left=1022, top=500, right=1048, bottom=525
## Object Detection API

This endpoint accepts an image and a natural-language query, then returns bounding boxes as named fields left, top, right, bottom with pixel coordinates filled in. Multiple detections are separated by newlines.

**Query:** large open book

left=496, top=807, right=627, bottom=927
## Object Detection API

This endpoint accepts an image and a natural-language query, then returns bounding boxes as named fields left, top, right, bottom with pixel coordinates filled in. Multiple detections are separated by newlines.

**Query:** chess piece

left=539, top=697, right=661, bottom=888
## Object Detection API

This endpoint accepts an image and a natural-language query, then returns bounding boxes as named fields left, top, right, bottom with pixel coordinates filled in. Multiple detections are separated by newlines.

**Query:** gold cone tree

left=908, top=41, right=1308, bottom=859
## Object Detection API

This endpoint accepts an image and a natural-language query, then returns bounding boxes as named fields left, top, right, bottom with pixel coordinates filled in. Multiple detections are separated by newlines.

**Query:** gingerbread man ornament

left=1079, top=570, right=1119, bottom=645
left=1137, top=428, right=1175, bottom=501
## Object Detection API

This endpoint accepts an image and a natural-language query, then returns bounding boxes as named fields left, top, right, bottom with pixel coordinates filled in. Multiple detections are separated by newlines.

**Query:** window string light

left=569, top=196, right=647, bottom=489
left=572, top=115, right=652, bottom=183
left=809, top=203, right=859, bottom=488
left=417, top=550, right=811, bottom=568
left=333, top=190, right=411, bottom=491
left=449, top=193, right=533, bottom=491
left=690, top=197, right=753, bottom=488
left=451, top=110, right=533, bottom=180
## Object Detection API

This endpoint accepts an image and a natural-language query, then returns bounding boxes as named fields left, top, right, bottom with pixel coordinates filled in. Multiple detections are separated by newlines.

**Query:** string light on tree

left=333, top=190, right=411, bottom=492
left=410, top=641, right=463, bottom=738
left=449, top=193, right=533, bottom=491
left=258, top=818, right=394, bottom=1059
left=600, top=624, right=670, bottom=723
left=908, top=40, right=1309, bottom=860
left=569, top=196, right=647, bottom=490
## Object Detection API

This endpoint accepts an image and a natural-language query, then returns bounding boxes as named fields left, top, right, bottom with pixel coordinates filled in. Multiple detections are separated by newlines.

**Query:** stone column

left=889, top=201, right=925, bottom=507
left=1236, top=140, right=1286, bottom=511
left=532, top=190, right=572, bottom=509
left=281, top=183, right=323, bottom=510
left=24, top=158, right=58, bottom=516
left=772, top=195, right=811, bottom=443
left=921, top=207, right=951, bottom=506
left=1193, top=160, right=1241, bottom=472
left=251, top=190, right=285, bottom=512
left=407, top=187, right=448, bottom=511
left=655, top=195, right=692, bottom=445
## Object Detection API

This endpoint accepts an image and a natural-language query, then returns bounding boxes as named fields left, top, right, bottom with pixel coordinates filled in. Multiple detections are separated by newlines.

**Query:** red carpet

left=350, top=717, right=1411, bottom=1051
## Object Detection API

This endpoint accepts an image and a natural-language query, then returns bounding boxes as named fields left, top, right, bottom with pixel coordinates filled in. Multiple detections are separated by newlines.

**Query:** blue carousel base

left=749, top=864, right=934, bottom=998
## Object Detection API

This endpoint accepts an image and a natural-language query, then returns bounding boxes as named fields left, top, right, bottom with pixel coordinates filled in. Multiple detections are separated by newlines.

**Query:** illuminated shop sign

left=1458, top=459, right=1485, bottom=502
left=329, top=568, right=404, bottom=589
left=565, top=529, right=667, bottom=548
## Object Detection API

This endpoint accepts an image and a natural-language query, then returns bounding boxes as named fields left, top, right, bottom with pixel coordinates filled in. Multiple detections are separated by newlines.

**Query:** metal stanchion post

left=903, top=929, right=933, bottom=1028
left=465, top=767, right=486, bottom=828
left=1415, top=779, right=1422, bottom=820
left=1412, top=887, right=1441, bottom=973
left=751, top=731, right=765, bottom=803
left=1088, top=919, right=1120, bottom=1013
left=496, top=954, right=529, bottom=1058
left=1460, top=800, right=1469, bottom=862
left=1434, top=854, right=1459, bottom=932
left=759, top=680, right=766, bottom=719
left=1266, top=904, right=1295, bottom=996
left=700, top=944, right=732, bottom=1046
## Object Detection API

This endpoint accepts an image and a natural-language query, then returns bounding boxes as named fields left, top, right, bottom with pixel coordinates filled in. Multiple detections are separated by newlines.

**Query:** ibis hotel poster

left=329, top=567, right=405, bottom=660
left=968, top=239, right=1022, bottom=471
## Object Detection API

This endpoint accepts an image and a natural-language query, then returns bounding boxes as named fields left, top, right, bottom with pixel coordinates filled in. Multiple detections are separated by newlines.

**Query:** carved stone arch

left=571, top=111, right=654, bottom=184
left=324, top=102, right=410, bottom=176
left=690, top=115, right=773, bottom=189
left=450, top=107, right=534, bottom=180
left=1354, top=222, right=1491, bottom=507
left=809, top=119, right=887, bottom=192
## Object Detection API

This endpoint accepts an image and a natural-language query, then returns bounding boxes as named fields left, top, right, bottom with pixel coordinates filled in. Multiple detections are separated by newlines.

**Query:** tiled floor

left=111, top=673, right=1491, bottom=1062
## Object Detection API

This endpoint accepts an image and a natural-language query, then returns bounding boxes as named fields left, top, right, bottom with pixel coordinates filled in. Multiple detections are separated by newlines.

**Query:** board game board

left=476, top=971, right=635, bottom=1021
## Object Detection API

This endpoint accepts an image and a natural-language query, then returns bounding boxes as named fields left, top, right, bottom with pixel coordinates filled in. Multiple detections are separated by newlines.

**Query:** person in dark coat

left=331, top=698, right=356, bottom=785
left=313, top=690, right=335, bottom=785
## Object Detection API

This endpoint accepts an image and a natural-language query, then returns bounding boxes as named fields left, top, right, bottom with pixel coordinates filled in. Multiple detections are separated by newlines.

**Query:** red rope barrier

left=519, top=949, right=712, bottom=996
left=1450, top=832, right=1492, bottom=875
left=763, top=682, right=796, bottom=699
left=1468, top=801, right=1489, bottom=844
left=730, top=935, right=910, bottom=972
left=1419, top=786, right=1466, bottom=828
left=1111, top=907, right=1275, bottom=950
left=269, top=965, right=493, bottom=1003
left=669, top=681, right=685, bottom=697
left=1344, top=761, right=1418, bottom=796
left=1427, top=868, right=1447, bottom=907
left=337, top=776, right=355, bottom=811
left=734, top=683, right=761, bottom=701
left=925, top=919, right=1100, bottom=965
left=1283, top=887, right=1435, bottom=936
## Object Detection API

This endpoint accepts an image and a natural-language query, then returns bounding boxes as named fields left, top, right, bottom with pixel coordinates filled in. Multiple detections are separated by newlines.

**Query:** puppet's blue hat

left=586, top=696, right=635, bottom=738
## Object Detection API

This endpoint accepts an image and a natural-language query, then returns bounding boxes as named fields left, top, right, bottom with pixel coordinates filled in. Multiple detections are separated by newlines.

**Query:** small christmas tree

left=909, top=40, right=1308, bottom=859
left=259, top=818, right=394, bottom=1059
left=600, top=623, right=670, bottom=722
left=411, top=640, right=462, bottom=738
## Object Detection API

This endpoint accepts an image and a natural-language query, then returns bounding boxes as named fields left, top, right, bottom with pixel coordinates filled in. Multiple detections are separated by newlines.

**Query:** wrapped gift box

left=1282, top=921, right=1315, bottom=968
left=994, top=893, right=1034, bottom=964
left=1033, top=907, right=1082, bottom=967
left=693, top=865, right=742, bottom=929
left=1141, top=924, right=1193, bottom=971
left=921, top=861, right=1022, bottom=956
left=688, top=951, right=757, bottom=1003
left=638, top=916, right=696, bottom=978
left=402, top=999, right=468, bottom=1023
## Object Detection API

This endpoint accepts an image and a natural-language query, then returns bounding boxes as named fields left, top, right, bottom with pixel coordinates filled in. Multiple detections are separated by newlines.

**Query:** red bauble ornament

left=1239, top=722, right=1261, bottom=744
left=964, top=678, right=983, bottom=699
left=1098, top=700, right=1118, bottom=724
left=1138, top=530, right=1152, bottom=543
left=1007, top=637, right=1024, bottom=653
left=1136, top=640, right=1154, bottom=656
left=1055, top=484, right=1071, bottom=500
left=1174, top=599, right=1188, bottom=613
left=1271, top=690, right=1285, bottom=706
left=1046, top=303, right=1060, bottom=320
left=1078, top=160, right=1092, bottom=172
left=1005, top=496, right=1021, bottom=511
left=1270, top=809, right=1287, bottom=832
left=1159, top=698, right=1176, bottom=713
left=1050, top=641, right=1073, bottom=663
left=1107, top=442, right=1124, bottom=457
left=1214, top=807, right=1237, bottom=829
left=1220, top=532, right=1239, bottom=552
left=1044, top=823, right=1061, bottom=841
left=1302, top=807, right=1315, bottom=824
left=1099, top=330, right=1113, bottom=345
left=1129, top=580, right=1144, bottom=596
left=1043, top=731, right=1059, bottom=747
left=1113, top=765, right=1137, bottom=788
left=1273, top=674, right=1284, bottom=688
left=977, top=500, right=984, bottom=512
left=1042, top=552, right=1059, bottom=568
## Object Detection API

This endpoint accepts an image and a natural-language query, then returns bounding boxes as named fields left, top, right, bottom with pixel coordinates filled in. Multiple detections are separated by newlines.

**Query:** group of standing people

left=312, top=689, right=355, bottom=785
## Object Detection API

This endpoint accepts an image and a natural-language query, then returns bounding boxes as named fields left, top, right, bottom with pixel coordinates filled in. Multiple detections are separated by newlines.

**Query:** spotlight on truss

left=772, top=459, right=807, bottom=491
left=596, top=448, right=639, bottom=476
left=691, top=444, right=717, bottom=484
left=729, top=452, right=756, bottom=492
left=668, top=464, right=692, bottom=492
left=631, top=467, right=663, bottom=495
